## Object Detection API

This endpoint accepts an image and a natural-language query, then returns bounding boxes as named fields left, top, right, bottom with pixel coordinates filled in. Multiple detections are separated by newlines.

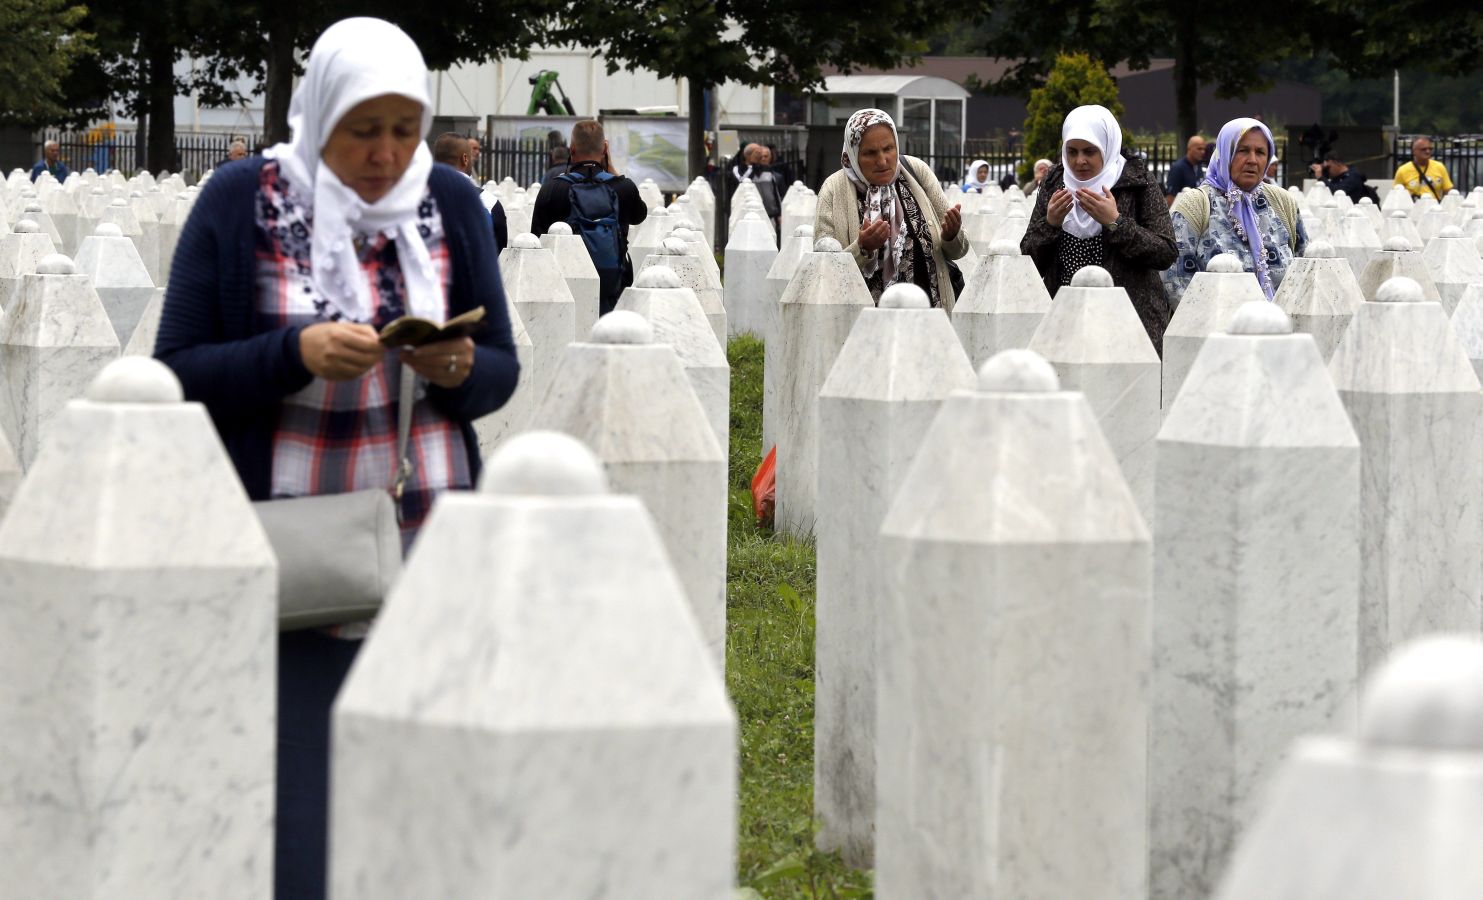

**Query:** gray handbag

left=255, top=369, right=416, bottom=631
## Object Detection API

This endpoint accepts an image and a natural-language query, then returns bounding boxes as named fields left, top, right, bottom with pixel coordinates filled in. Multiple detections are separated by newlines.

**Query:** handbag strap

left=391, top=366, right=416, bottom=511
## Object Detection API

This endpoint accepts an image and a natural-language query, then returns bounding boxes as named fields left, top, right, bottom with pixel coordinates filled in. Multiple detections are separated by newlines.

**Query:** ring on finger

left=447, top=354, right=457, bottom=374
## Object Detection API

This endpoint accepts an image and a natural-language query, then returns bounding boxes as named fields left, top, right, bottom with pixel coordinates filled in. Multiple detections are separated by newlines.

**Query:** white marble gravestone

left=1357, top=196, right=1384, bottom=234
left=773, top=237, right=873, bottom=537
left=1329, top=276, right=1482, bottom=675
left=1332, top=208, right=1383, bottom=276
left=877, top=349, right=1151, bottom=900
left=0, top=357, right=276, bottom=899
left=1151, top=301, right=1362, bottom=900
left=761, top=225, right=815, bottom=453
left=617, top=265, right=731, bottom=456
left=0, top=254, right=120, bottom=467
left=529, top=313, right=727, bottom=661
left=1271, top=240, right=1364, bottom=361
left=128, top=191, right=163, bottom=285
left=951, top=238, right=1052, bottom=368
left=0, top=219, right=55, bottom=313
left=628, top=206, right=672, bottom=269
left=74, top=222, right=158, bottom=348
left=1028, top=266, right=1160, bottom=522
left=18, top=201, right=62, bottom=248
left=814, top=283, right=975, bottom=869
left=1422, top=225, right=1483, bottom=316
left=471, top=284, right=534, bottom=456
left=99, top=197, right=150, bottom=277
left=1450, top=283, right=1483, bottom=382
left=964, top=203, right=1002, bottom=254
left=0, top=428, right=17, bottom=519
left=1358, top=235, right=1443, bottom=308
left=723, top=210, right=779, bottom=338
left=538, top=221, right=601, bottom=339
left=1162, top=253, right=1267, bottom=412
left=640, top=237, right=726, bottom=349
left=1214, top=636, right=1483, bottom=899
left=330, top=431, right=735, bottom=900
left=1382, top=184, right=1413, bottom=216
left=1382, top=208, right=1424, bottom=250
left=500, top=233, right=575, bottom=411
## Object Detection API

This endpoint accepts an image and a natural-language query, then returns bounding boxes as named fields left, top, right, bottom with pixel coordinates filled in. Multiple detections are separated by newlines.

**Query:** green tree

left=0, top=0, right=95, bottom=124
left=549, top=0, right=960, bottom=179
left=1021, top=52, right=1124, bottom=179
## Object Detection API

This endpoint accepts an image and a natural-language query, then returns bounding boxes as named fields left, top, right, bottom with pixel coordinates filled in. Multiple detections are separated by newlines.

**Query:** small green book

left=378, top=307, right=487, bottom=348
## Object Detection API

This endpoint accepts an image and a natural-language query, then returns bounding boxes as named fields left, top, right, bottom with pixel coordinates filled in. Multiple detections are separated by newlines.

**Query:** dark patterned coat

left=1021, top=152, right=1178, bottom=355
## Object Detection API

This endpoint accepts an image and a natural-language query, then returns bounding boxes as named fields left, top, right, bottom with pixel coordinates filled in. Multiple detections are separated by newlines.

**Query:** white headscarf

left=964, top=159, right=991, bottom=191
left=841, top=108, right=906, bottom=287
left=1060, top=105, right=1127, bottom=239
left=263, top=18, right=442, bottom=324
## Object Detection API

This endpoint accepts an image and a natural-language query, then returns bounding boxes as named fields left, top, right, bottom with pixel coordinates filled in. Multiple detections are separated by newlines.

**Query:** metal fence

left=1392, top=135, right=1483, bottom=193
left=39, top=129, right=262, bottom=179
left=477, top=137, right=551, bottom=187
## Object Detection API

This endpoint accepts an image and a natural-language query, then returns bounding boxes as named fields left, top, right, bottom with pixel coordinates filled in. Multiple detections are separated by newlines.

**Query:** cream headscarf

left=841, top=108, right=906, bottom=287
left=1060, top=104, right=1127, bottom=239
left=264, top=18, right=443, bottom=324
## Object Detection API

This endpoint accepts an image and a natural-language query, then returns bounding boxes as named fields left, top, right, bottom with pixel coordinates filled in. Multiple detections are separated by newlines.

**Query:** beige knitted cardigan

left=813, top=154, right=970, bottom=312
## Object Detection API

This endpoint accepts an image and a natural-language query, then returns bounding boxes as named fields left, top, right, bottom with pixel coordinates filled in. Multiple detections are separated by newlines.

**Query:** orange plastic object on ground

left=752, top=446, right=777, bottom=526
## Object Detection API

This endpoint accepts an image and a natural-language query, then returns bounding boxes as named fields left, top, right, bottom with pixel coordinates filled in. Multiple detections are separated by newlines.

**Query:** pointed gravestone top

left=815, top=237, right=843, bottom=253
left=1228, top=299, right=1293, bottom=334
left=988, top=239, right=1022, bottom=256
left=1305, top=240, right=1336, bottom=258
left=1360, top=636, right=1483, bottom=750
left=1441, top=225, right=1464, bottom=238
left=1375, top=276, right=1425, bottom=303
left=880, top=283, right=929, bottom=309
left=636, top=266, right=682, bottom=290
left=794, top=225, right=815, bottom=239
left=511, top=232, right=542, bottom=250
left=478, top=429, right=608, bottom=496
left=1072, top=264, right=1115, bottom=286
left=85, top=355, right=183, bottom=403
left=977, top=348, right=1060, bottom=392
left=590, top=310, right=653, bottom=344
left=14, top=219, right=39, bottom=234
left=35, top=253, right=73, bottom=275
left=1208, top=253, right=1246, bottom=274
left=547, top=221, right=573, bottom=236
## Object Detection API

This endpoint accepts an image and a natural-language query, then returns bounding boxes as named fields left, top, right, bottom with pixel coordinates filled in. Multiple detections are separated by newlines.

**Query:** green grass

left=725, top=335, right=874, bottom=900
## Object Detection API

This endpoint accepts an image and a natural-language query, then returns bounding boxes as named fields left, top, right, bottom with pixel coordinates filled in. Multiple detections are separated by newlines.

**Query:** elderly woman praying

left=1161, top=116, right=1307, bottom=306
left=815, top=108, right=969, bottom=310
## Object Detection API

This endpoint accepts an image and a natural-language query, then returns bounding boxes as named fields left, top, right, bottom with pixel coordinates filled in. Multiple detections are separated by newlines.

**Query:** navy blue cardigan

left=155, top=157, right=520, bottom=500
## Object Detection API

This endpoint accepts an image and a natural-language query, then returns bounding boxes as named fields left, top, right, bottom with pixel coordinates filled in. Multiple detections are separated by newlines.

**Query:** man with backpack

left=531, top=120, right=648, bottom=316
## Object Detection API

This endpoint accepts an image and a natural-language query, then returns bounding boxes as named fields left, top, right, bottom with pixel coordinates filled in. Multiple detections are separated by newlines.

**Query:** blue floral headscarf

left=1205, top=118, right=1277, bottom=297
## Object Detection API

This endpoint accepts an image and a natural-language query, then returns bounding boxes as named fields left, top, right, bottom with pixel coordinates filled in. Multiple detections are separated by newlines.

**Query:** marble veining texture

left=640, top=251, right=727, bottom=347
left=1329, top=301, right=1483, bottom=675
left=723, top=214, right=779, bottom=338
left=75, top=233, right=156, bottom=347
left=951, top=252, right=1052, bottom=368
left=0, top=427, right=17, bottom=519
left=0, top=230, right=57, bottom=313
left=762, top=236, right=813, bottom=451
left=122, top=288, right=166, bottom=357
left=1029, top=281, right=1161, bottom=523
left=773, top=251, right=872, bottom=537
left=1163, top=269, right=1268, bottom=413
left=500, top=243, right=576, bottom=412
left=42, top=189, right=79, bottom=255
left=530, top=342, right=728, bottom=661
left=539, top=231, right=601, bottom=339
left=813, top=307, right=975, bottom=869
left=472, top=290, right=534, bottom=456
left=0, top=272, right=121, bottom=467
left=1449, top=283, right=1483, bottom=383
left=1151, top=332, right=1361, bottom=900
left=129, top=199, right=163, bottom=285
left=876, top=389, right=1150, bottom=900
left=1358, top=249, right=1443, bottom=306
left=1332, top=211, right=1382, bottom=277
left=626, top=208, right=672, bottom=270
left=1272, top=257, right=1363, bottom=361
left=0, top=399, right=277, bottom=899
left=1422, top=234, right=1483, bottom=316
left=331, top=495, right=735, bottom=899
left=616, top=281, right=730, bottom=457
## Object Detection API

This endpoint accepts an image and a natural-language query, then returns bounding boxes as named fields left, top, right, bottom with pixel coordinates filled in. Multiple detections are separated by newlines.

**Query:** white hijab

left=964, top=159, right=991, bottom=191
left=1060, top=104, right=1127, bottom=239
left=264, top=18, right=442, bottom=323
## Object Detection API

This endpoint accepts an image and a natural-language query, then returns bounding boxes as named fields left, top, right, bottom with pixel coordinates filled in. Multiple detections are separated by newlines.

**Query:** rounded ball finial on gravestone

left=84, top=357, right=185, bottom=404
left=1359, top=635, right=1483, bottom=751
left=635, top=266, right=683, bottom=290
left=590, top=310, right=654, bottom=345
left=109, top=198, right=128, bottom=207
left=1359, top=196, right=1375, bottom=206
left=1383, top=235, right=1415, bottom=253
left=1228, top=300, right=1292, bottom=335
left=1069, top=265, right=1113, bottom=287
left=480, top=430, right=610, bottom=497
left=95, top=223, right=123, bottom=237
left=659, top=238, right=690, bottom=255
left=547, top=221, right=573, bottom=236
left=813, top=237, right=843, bottom=253
left=793, top=225, right=814, bottom=238
left=90, top=187, right=106, bottom=196
left=669, top=227, right=698, bottom=241
left=989, top=240, right=1022, bottom=256
left=1343, top=208, right=1368, bottom=219
left=15, top=219, right=40, bottom=234
left=1304, top=241, right=1336, bottom=259
left=36, top=253, right=75, bottom=276
left=880, top=283, right=930, bottom=309
left=1375, top=276, right=1424, bottom=304
left=977, top=348, right=1061, bottom=393
left=511, top=233, right=542, bottom=250
left=650, top=207, right=670, bottom=217
left=1441, top=225, right=1465, bottom=239
left=1388, top=209, right=1409, bottom=219
left=1207, top=253, right=1245, bottom=274
left=1334, top=190, right=1348, bottom=199
left=23, top=201, right=42, bottom=213
left=1004, top=208, right=1028, bottom=220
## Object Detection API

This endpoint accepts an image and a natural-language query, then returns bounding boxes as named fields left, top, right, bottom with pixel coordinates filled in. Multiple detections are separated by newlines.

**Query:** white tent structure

left=805, top=75, right=970, bottom=159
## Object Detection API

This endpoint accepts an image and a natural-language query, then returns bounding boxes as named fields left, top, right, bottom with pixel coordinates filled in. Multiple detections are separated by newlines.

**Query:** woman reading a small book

left=154, top=17, right=519, bottom=899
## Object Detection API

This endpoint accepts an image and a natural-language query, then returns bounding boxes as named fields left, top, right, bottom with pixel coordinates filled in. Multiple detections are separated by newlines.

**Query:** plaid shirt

left=254, top=161, right=471, bottom=539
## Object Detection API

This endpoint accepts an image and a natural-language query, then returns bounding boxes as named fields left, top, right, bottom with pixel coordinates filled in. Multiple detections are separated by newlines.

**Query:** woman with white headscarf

left=815, top=108, right=969, bottom=309
left=962, top=158, right=992, bottom=193
left=1161, top=116, right=1306, bottom=306
left=156, top=18, right=518, bottom=897
left=1022, top=104, right=1177, bottom=353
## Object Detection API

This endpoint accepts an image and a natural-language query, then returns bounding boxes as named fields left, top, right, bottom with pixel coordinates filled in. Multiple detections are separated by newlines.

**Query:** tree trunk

left=145, top=41, right=176, bottom=173
left=263, top=15, right=297, bottom=145
left=688, top=77, right=707, bottom=182
left=1173, top=18, right=1198, bottom=141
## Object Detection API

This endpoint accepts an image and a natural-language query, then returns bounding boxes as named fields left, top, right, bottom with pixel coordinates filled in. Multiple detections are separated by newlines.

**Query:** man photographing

left=1394, top=136, right=1453, bottom=200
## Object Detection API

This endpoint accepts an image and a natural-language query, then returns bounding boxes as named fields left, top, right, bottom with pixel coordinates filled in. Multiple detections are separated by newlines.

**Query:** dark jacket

left=30, top=160, right=69, bottom=182
left=154, top=156, right=520, bottom=500
left=1320, top=167, right=1378, bottom=204
left=1022, top=152, right=1179, bottom=354
left=530, top=160, right=648, bottom=312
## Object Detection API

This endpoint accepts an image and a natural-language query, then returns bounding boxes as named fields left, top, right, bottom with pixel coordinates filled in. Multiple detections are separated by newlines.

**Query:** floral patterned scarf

left=1205, top=118, right=1278, bottom=298
left=841, top=108, right=907, bottom=288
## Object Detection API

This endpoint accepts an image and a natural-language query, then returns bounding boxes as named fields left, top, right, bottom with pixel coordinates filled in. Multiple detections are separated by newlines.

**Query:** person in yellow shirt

left=1394, top=136, right=1454, bottom=199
